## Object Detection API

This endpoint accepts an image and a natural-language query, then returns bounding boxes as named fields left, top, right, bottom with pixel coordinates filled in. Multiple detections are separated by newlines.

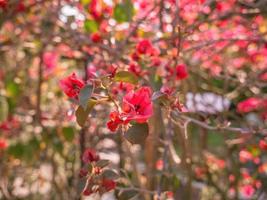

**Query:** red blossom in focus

left=122, top=86, right=153, bottom=123
left=107, top=87, right=153, bottom=132
left=176, top=64, right=188, bottom=80
left=59, top=73, right=85, bottom=98
left=82, top=148, right=100, bottom=164
left=237, top=97, right=262, bottom=113
left=107, top=111, right=123, bottom=132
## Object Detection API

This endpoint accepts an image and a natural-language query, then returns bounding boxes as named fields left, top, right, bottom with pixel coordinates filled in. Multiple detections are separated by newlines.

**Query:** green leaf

left=75, top=99, right=97, bottom=127
left=7, top=143, right=24, bottom=159
left=62, top=127, right=75, bottom=142
left=80, top=0, right=91, bottom=6
left=96, top=159, right=110, bottom=168
left=113, top=0, right=134, bottom=23
left=78, top=85, right=93, bottom=110
left=84, top=19, right=98, bottom=33
left=119, top=189, right=139, bottom=200
left=102, top=169, right=120, bottom=180
left=125, top=123, right=149, bottom=145
left=6, top=82, right=20, bottom=98
left=114, top=71, right=138, bottom=85
left=0, top=96, right=8, bottom=123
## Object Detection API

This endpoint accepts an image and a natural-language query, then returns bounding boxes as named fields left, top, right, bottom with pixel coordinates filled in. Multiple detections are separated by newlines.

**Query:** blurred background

left=0, top=0, right=267, bottom=199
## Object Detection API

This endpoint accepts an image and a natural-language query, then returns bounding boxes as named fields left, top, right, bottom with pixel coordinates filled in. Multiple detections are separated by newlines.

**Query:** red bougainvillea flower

left=136, top=39, right=154, bottom=55
left=237, top=97, right=262, bottom=113
left=0, top=138, right=8, bottom=150
left=176, top=64, right=188, bottom=80
left=107, top=87, right=153, bottom=132
left=59, top=73, right=85, bottom=98
left=88, top=0, right=102, bottom=20
left=259, top=139, right=267, bottom=151
left=239, top=149, right=253, bottom=163
left=240, top=185, right=255, bottom=199
left=0, top=0, right=7, bottom=9
left=43, top=51, right=58, bottom=75
left=129, top=62, right=142, bottom=77
left=0, top=117, right=20, bottom=133
left=82, top=148, right=100, bottom=164
left=107, top=111, right=123, bottom=132
left=101, top=179, right=116, bottom=191
left=90, top=32, right=102, bottom=43
left=122, top=86, right=153, bottom=123
left=79, top=168, right=88, bottom=178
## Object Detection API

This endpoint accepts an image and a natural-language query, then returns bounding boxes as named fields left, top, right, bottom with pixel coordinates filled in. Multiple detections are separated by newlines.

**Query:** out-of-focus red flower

left=151, top=57, right=161, bottom=67
left=0, top=138, right=8, bottom=150
left=239, top=149, right=253, bottom=163
left=194, top=167, right=206, bottom=179
left=176, top=64, right=188, bottom=80
left=107, top=111, right=123, bottom=132
left=0, top=0, right=7, bottom=9
left=166, top=191, right=174, bottom=199
left=260, top=72, right=267, bottom=81
left=129, top=62, right=142, bottom=76
left=240, top=185, right=255, bottom=199
left=16, top=1, right=25, bottom=12
left=91, top=32, right=102, bottom=43
left=259, top=139, right=267, bottom=151
left=82, top=148, right=100, bottom=163
left=136, top=39, right=154, bottom=55
left=131, top=52, right=140, bottom=61
left=156, top=159, right=164, bottom=170
left=87, top=64, right=97, bottom=79
left=59, top=73, right=85, bottom=98
left=43, top=51, right=58, bottom=75
left=0, top=117, right=20, bottom=134
left=79, top=168, right=88, bottom=178
left=237, top=97, right=262, bottom=113
left=101, top=179, right=116, bottom=191
left=88, top=0, right=102, bottom=20
left=258, top=163, right=267, bottom=174
left=122, top=86, right=153, bottom=123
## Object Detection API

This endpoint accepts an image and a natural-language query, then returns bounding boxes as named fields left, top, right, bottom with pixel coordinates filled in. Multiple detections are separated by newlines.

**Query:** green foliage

left=113, top=0, right=134, bottom=23
left=125, top=123, right=149, bottom=145
left=62, top=126, right=75, bottom=142
left=78, top=84, right=93, bottom=110
left=0, top=96, right=8, bottom=122
left=84, top=19, right=99, bottom=33
left=75, top=98, right=97, bottom=127
left=114, top=71, right=138, bottom=85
